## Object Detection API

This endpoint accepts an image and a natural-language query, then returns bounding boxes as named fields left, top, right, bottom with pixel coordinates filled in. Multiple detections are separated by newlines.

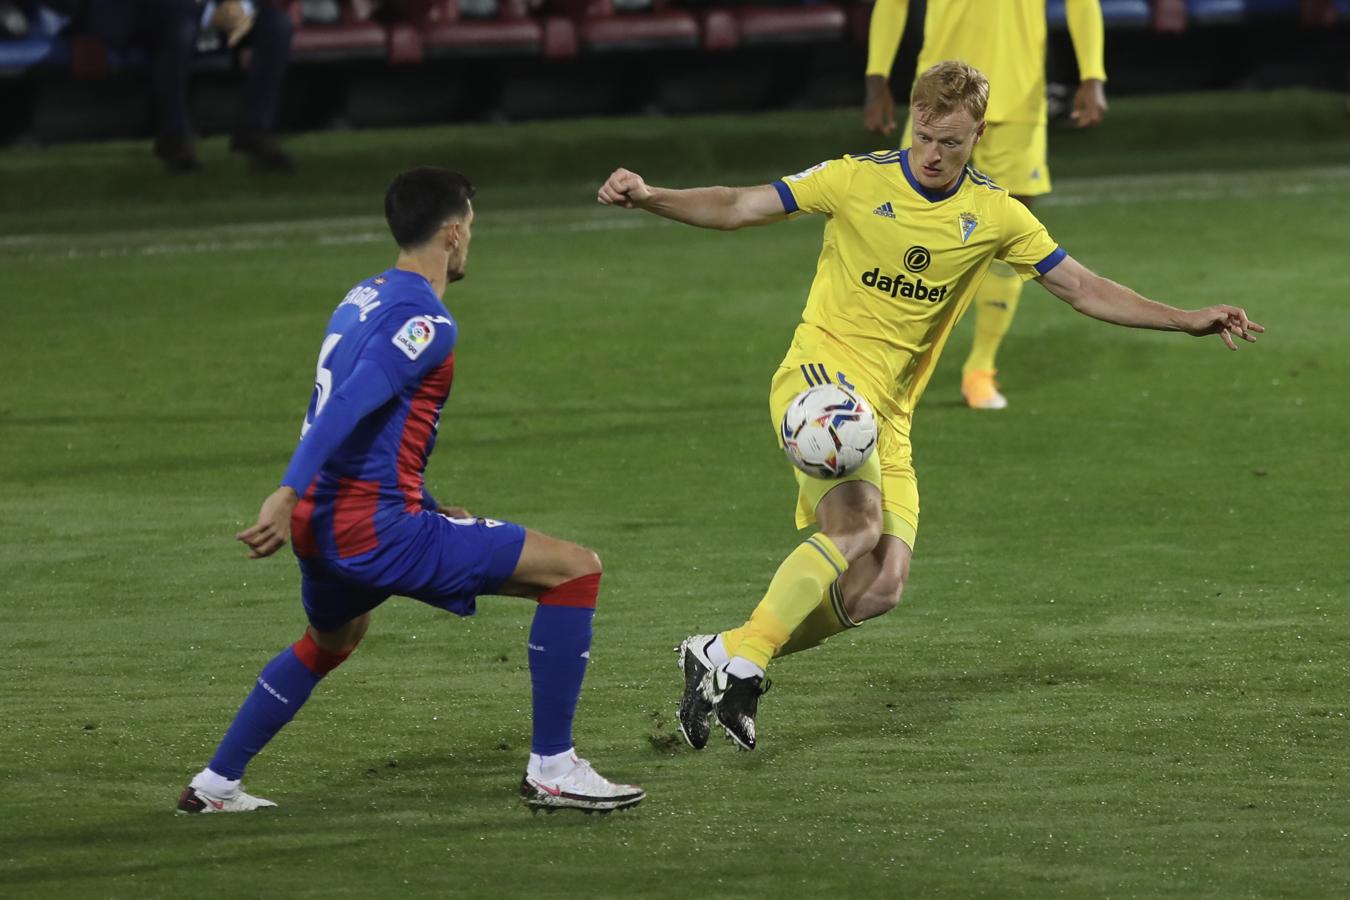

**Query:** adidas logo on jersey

left=872, top=201, right=896, bottom=219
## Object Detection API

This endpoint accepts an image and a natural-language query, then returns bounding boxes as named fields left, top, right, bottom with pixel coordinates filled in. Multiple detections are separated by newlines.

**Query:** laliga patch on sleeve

left=785, top=161, right=828, bottom=183
left=392, top=316, right=436, bottom=360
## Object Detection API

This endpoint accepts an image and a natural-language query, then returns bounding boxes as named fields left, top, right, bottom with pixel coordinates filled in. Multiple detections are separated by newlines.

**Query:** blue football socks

left=527, top=574, right=600, bottom=756
left=208, top=646, right=324, bottom=780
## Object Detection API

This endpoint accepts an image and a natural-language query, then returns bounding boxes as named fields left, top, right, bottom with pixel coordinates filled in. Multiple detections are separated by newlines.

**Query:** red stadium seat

left=696, top=8, right=739, bottom=51
left=549, top=0, right=700, bottom=54
left=1153, top=0, right=1187, bottom=30
left=285, top=0, right=388, bottom=62
left=407, top=0, right=577, bottom=61
left=1300, top=0, right=1340, bottom=24
left=729, top=3, right=846, bottom=47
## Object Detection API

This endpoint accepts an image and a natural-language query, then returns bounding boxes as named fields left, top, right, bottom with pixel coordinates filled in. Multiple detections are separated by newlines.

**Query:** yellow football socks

left=727, top=534, right=849, bottom=669
left=776, top=581, right=858, bottom=656
left=720, top=580, right=857, bottom=661
left=963, top=259, right=1023, bottom=376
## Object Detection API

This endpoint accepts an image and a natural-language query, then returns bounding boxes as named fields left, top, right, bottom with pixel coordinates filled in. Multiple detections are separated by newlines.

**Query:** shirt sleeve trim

left=1035, top=247, right=1068, bottom=276
left=772, top=180, right=799, bottom=214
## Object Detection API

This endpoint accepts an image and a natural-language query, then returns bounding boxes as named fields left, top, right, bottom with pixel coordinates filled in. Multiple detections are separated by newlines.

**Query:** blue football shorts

left=298, top=511, right=527, bottom=632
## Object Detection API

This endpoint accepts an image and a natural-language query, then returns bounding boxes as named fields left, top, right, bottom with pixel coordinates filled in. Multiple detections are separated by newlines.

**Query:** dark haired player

left=177, top=167, right=644, bottom=815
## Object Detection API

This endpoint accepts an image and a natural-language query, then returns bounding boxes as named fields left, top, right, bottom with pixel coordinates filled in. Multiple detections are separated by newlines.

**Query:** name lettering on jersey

left=959, top=212, right=979, bottom=244
left=785, top=161, right=828, bottom=182
left=861, top=267, right=950, bottom=304
left=392, top=316, right=436, bottom=360
left=340, top=285, right=382, bottom=322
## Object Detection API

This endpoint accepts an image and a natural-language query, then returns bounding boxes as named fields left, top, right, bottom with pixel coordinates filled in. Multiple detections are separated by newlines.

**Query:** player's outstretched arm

left=1039, top=254, right=1264, bottom=350
left=597, top=168, right=787, bottom=230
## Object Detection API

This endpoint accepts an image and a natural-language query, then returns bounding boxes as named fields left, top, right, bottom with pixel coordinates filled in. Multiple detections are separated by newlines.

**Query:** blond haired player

left=866, top=0, right=1109, bottom=410
left=598, top=61, right=1261, bottom=752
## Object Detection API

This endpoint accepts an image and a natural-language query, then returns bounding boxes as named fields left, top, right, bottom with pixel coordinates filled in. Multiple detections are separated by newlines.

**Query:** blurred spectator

left=0, top=1, right=30, bottom=38
left=44, top=0, right=294, bottom=171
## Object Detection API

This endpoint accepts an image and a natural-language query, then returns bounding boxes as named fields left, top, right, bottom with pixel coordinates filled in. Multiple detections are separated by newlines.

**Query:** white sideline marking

left=2, top=166, right=1344, bottom=261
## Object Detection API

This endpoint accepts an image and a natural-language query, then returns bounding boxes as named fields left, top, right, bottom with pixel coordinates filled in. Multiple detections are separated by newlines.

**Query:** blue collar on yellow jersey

left=898, top=149, right=967, bottom=203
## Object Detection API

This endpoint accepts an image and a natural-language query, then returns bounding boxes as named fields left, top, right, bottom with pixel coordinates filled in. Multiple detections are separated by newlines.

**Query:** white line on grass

left=3, top=166, right=1345, bottom=261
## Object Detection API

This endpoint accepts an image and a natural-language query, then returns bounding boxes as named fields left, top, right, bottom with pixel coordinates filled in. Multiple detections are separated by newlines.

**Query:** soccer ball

left=780, top=384, right=877, bottom=479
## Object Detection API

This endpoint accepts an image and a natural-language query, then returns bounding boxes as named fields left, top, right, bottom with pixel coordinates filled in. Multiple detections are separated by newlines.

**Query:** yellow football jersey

left=774, top=151, right=1064, bottom=417
left=866, top=0, right=1107, bottom=124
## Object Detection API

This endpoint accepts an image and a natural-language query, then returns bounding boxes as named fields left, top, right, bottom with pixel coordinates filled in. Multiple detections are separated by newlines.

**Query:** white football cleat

left=176, top=783, right=277, bottom=814
left=520, top=756, right=645, bottom=814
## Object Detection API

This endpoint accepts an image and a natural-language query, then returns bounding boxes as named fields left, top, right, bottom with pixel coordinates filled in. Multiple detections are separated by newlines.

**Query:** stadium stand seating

left=1186, top=0, right=1343, bottom=23
left=0, top=4, right=69, bottom=73
left=285, top=0, right=389, bottom=62
left=726, top=2, right=846, bottom=47
left=2, top=0, right=1345, bottom=77
left=400, top=0, right=576, bottom=61
left=1047, top=0, right=1152, bottom=28
left=549, top=0, right=699, bottom=54
left=1186, top=0, right=1246, bottom=23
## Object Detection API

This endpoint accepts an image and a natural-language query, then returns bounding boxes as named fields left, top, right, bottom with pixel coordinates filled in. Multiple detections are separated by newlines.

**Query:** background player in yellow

left=597, top=61, right=1261, bottom=752
left=864, top=0, right=1110, bottom=410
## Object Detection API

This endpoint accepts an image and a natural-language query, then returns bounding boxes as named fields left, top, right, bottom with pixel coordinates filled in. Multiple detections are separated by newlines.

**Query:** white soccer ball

left=780, top=383, right=877, bottom=479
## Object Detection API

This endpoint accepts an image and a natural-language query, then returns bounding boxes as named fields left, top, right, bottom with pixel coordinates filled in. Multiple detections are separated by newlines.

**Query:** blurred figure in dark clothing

left=47, top=0, right=294, bottom=171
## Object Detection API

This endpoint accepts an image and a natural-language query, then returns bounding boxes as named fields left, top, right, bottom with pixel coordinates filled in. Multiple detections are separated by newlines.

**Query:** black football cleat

left=676, top=634, right=718, bottom=750
left=709, top=667, right=771, bottom=751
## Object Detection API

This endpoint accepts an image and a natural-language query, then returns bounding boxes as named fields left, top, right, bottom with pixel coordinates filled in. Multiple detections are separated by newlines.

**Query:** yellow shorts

left=972, top=120, right=1051, bottom=197
left=904, top=117, right=1050, bottom=197
left=769, top=360, right=919, bottom=548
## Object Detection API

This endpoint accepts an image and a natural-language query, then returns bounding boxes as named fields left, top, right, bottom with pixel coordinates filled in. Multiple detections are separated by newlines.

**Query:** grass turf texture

left=1, top=90, right=1347, bottom=898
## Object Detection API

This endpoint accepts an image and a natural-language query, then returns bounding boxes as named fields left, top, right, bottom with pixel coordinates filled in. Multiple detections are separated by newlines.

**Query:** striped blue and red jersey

left=282, top=268, right=456, bottom=559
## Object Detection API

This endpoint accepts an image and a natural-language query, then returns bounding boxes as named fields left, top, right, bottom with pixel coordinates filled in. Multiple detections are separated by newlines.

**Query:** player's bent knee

left=538, top=561, right=602, bottom=609
left=577, top=547, right=602, bottom=578
left=817, top=488, right=885, bottom=561
left=539, top=543, right=601, bottom=590
left=295, top=627, right=360, bottom=677
left=554, top=544, right=601, bottom=584
left=308, top=613, right=369, bottom=657
left=828, top=515, right=884, bottom=563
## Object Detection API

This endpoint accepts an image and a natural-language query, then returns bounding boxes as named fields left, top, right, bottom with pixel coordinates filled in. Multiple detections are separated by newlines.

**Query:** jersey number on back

left=301, top=333, right=343, bottom=437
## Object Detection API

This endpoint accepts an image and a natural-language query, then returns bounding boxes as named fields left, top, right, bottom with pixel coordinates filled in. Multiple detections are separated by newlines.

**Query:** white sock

left=192, top=767, right=241, bottom=797
left=528, top=748, right=577, bottom=780
left=705, top=634, right=730, bottom=667
left=726, top=656, right=765, bottom=680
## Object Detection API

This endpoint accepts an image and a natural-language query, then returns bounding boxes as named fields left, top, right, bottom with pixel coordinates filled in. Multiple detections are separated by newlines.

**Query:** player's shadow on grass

left=0, top=823, right=370, bottom=888
left=788, top=660, right=1116, bottom=744
left=311, top=745, right=529, bottom=804
left=630, top=661, right=1117, bottom=759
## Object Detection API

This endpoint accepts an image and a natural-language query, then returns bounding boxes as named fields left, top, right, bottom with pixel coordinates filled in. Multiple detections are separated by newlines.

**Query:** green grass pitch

left=0, top=90, right=1346, bottom=898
